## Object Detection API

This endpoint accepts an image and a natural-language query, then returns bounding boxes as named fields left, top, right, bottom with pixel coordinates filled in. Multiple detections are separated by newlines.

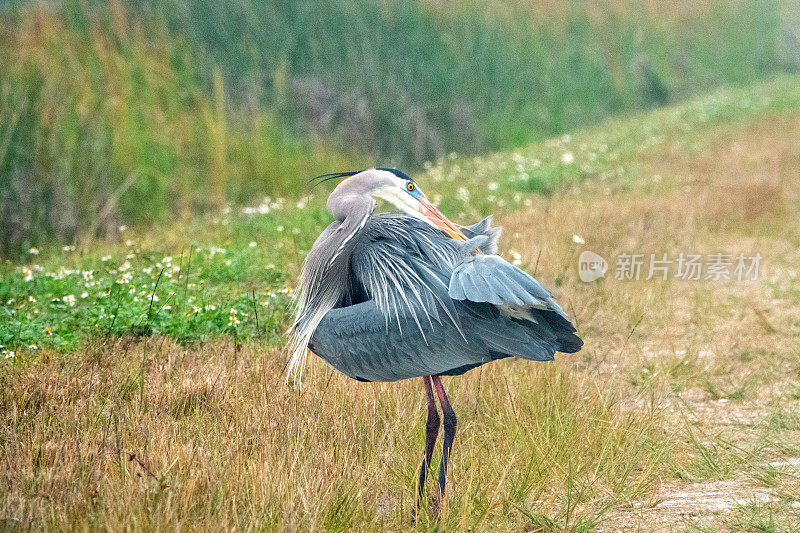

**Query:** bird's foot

left=431, top=491, right=444, bottom=519
left=410, top=496, right=443, bottom=525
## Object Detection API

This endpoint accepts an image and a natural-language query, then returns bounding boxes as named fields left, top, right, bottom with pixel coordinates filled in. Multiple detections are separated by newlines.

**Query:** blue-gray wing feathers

left=309, top=213, right=582, bottom=382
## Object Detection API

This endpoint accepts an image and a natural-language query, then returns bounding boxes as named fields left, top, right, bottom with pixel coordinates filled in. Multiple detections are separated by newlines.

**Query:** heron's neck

left=327, top=191, right=375, bottom=222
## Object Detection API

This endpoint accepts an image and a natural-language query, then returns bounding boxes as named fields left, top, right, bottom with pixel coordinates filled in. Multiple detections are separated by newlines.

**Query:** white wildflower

left=229, top=308, right=240, bottom=326
left=572, top=234, right=585, bottom=245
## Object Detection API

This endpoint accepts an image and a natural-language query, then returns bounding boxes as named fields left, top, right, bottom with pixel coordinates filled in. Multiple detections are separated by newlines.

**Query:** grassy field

left=1, top=0, right=795, bottom=256
left=2, top=77, right=800, bottom=530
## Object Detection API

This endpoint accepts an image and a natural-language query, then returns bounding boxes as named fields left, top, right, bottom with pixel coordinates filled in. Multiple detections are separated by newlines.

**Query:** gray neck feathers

left=287, top=192, right=374, bottom=382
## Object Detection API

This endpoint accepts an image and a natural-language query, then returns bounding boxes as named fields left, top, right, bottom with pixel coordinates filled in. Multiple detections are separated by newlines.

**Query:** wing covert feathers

left=304, top=213, right=582, bottom=382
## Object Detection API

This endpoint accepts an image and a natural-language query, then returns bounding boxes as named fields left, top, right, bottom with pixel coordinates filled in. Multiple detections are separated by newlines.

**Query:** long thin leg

left=431, top=374, right=456, bottom=513
left=415, top=376, right=440, bottom=518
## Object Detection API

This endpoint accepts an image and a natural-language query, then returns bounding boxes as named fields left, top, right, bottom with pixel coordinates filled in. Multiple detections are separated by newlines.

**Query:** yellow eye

left=406, top=182, right=415, bottom=192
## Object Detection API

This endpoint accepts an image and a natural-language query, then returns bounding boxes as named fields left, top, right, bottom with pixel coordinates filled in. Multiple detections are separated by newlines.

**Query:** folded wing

left=449, top=254, right=582, bottom=354
left=309, top=213, right=583, bottom=382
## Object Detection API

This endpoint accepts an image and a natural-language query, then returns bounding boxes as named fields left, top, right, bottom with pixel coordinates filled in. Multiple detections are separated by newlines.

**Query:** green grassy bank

left=1, top=0, right=796, bottom=255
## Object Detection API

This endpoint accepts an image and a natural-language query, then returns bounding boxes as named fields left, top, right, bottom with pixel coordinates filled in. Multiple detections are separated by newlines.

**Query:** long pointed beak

left=418, top=198, right=467, bottom=241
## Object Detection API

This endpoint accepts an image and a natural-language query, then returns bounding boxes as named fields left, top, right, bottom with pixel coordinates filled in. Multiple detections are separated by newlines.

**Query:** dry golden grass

left=0, top=337, right=667, bottom=531
left=502, top=110, right=800, bottom=529
left=3, top=111, right=800, bottom=531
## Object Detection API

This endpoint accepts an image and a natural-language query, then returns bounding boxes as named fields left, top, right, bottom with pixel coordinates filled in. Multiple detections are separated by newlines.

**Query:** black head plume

left=310, top=170, right=363, bottom=186
left=310, top=168, right=414, bottom=188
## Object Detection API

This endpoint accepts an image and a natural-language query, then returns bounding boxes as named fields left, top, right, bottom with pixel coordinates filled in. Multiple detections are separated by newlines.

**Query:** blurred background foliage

left=0, top=0, right=797, bottom=256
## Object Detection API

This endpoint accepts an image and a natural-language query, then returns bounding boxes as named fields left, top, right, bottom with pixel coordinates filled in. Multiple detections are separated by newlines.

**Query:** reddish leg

left=414, top=375, right=440, bottom=520
left=431, top=374, right=456, bottom=514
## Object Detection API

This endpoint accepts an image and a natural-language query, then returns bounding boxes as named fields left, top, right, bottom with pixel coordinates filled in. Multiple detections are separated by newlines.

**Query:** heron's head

left=324, top=168, right=467, bottom=240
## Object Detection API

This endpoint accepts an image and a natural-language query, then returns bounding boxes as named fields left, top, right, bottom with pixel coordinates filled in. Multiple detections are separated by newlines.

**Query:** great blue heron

left=288, top=168, right=582, bottom=517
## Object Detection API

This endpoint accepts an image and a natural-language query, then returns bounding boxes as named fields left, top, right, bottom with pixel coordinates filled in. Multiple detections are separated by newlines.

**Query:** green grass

left=0, top=205, right=320, bottom=352
left=142, top=0, right=787, bottom=155
left=2, top=75, right=800, bottom=357
left=1, top=0, right=796, bottom=255
left=0, top=5, right=361, bottom=256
